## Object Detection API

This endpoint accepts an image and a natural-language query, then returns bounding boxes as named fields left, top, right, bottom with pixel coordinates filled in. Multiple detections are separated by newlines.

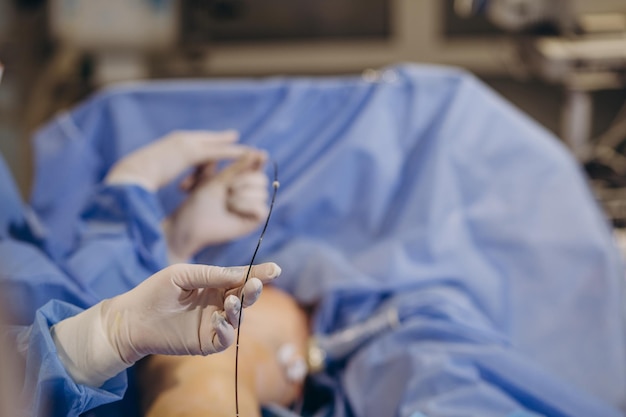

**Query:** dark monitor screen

left=182, top=0, right=391, bottom=43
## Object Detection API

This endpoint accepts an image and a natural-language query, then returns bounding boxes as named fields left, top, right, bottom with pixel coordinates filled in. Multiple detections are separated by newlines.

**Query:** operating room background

left=0, top=0, right=625, bottom=224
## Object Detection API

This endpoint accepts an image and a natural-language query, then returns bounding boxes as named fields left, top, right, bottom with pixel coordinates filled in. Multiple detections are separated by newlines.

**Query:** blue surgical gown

left=26, top=64, right=626, bottom=416
left=0, top=154, right=169, bottom=416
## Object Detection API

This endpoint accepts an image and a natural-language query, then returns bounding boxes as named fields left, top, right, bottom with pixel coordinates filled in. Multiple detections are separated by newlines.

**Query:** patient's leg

left=137, top=285, right=310, bottom=417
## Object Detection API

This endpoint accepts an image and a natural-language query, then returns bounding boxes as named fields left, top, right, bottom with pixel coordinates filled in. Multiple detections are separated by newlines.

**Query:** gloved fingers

left=229, top=187, right=269, bottom=202
left=218, top=264, right=280, bottom=294
left=213, top=149, right=268, bottom=184
left=247, top=262, right=282, bottom=284
left=205, top=311, right=236, bottom=354
left=106, top=130, right=249, bottom=191
left=224, top=294, right=243, bottom=327
left=179, top=162, right=217, bottom=192
left=227, top=167, right=271, bottom=218
left=170, top=263, right=281, bottom=291
left=241, top=277, right=264, bottom=308
left=230, top=171, right=270, bottom=191
left=222, top=278, right=261, bottom=327
left=170, top=264, right=247, bottom=291
left=227, top=193, right=270, bottom=220
left=174, top=131, right=252, bottom=181
left=235, top=149, right=268, bottom=172
left=176, top=130, right=248, bottom=165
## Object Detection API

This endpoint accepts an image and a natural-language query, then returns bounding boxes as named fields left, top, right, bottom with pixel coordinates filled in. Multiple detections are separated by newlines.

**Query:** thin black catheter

left=235, top=160, right=279, bottom=416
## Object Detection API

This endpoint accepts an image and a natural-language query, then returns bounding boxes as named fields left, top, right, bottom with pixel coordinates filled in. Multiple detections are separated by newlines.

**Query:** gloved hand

left=103, top=129, right=272, bottom=263
left=104, top=130, right=248, bottom=191
left=163, top=150, right=270, bottom=262
left=51, top=262, right=281, bottom=387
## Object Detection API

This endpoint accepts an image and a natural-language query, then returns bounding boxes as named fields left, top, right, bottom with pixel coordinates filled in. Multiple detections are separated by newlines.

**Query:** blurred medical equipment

left=49, top=0, right=179, bottom=84
left=307, top=306, right=399, bottom=374
left=455, top=0, right=626, bottom=160
left=180, top=0, right=389, bottom=42
left=454, top=0, right=578, bottom=34
left=456, top=0, right=626, bottom=232
left=47, top=0, right=389, bottom=85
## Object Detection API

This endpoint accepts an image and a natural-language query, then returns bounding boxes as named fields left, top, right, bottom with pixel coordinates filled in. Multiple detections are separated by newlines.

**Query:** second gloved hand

left=51, top=262, right=281, bottom=387
left=163, top=150, right=271, bottom=262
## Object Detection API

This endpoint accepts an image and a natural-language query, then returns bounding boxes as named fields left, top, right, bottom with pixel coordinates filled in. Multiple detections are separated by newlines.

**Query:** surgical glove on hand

left=163, top=150, right=270, bottom=262
left=51, top=262, right=281, bottom=387
left=104, top=130, right=248, bottom=192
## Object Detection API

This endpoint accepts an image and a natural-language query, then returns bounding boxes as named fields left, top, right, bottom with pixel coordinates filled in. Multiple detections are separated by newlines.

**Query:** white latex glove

left=163, top=150, right=270, bottom=263
left=51, top=262, right=281, bottom=388
left=104, top=130, right=248, bottom=192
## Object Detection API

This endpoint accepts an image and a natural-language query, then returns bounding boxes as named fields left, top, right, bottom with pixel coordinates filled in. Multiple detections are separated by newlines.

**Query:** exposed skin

left=138, top=285, right=310, bottom=417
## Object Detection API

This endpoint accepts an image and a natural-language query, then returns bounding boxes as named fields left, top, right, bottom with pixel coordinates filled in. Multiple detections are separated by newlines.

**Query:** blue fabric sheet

left=0, top=154, right=169, bottom=416
left=1, top=182, right=168, bottom=326
left=27, top=63, right=626, bottom=417
left=11, top=300, right=127, bottom=417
